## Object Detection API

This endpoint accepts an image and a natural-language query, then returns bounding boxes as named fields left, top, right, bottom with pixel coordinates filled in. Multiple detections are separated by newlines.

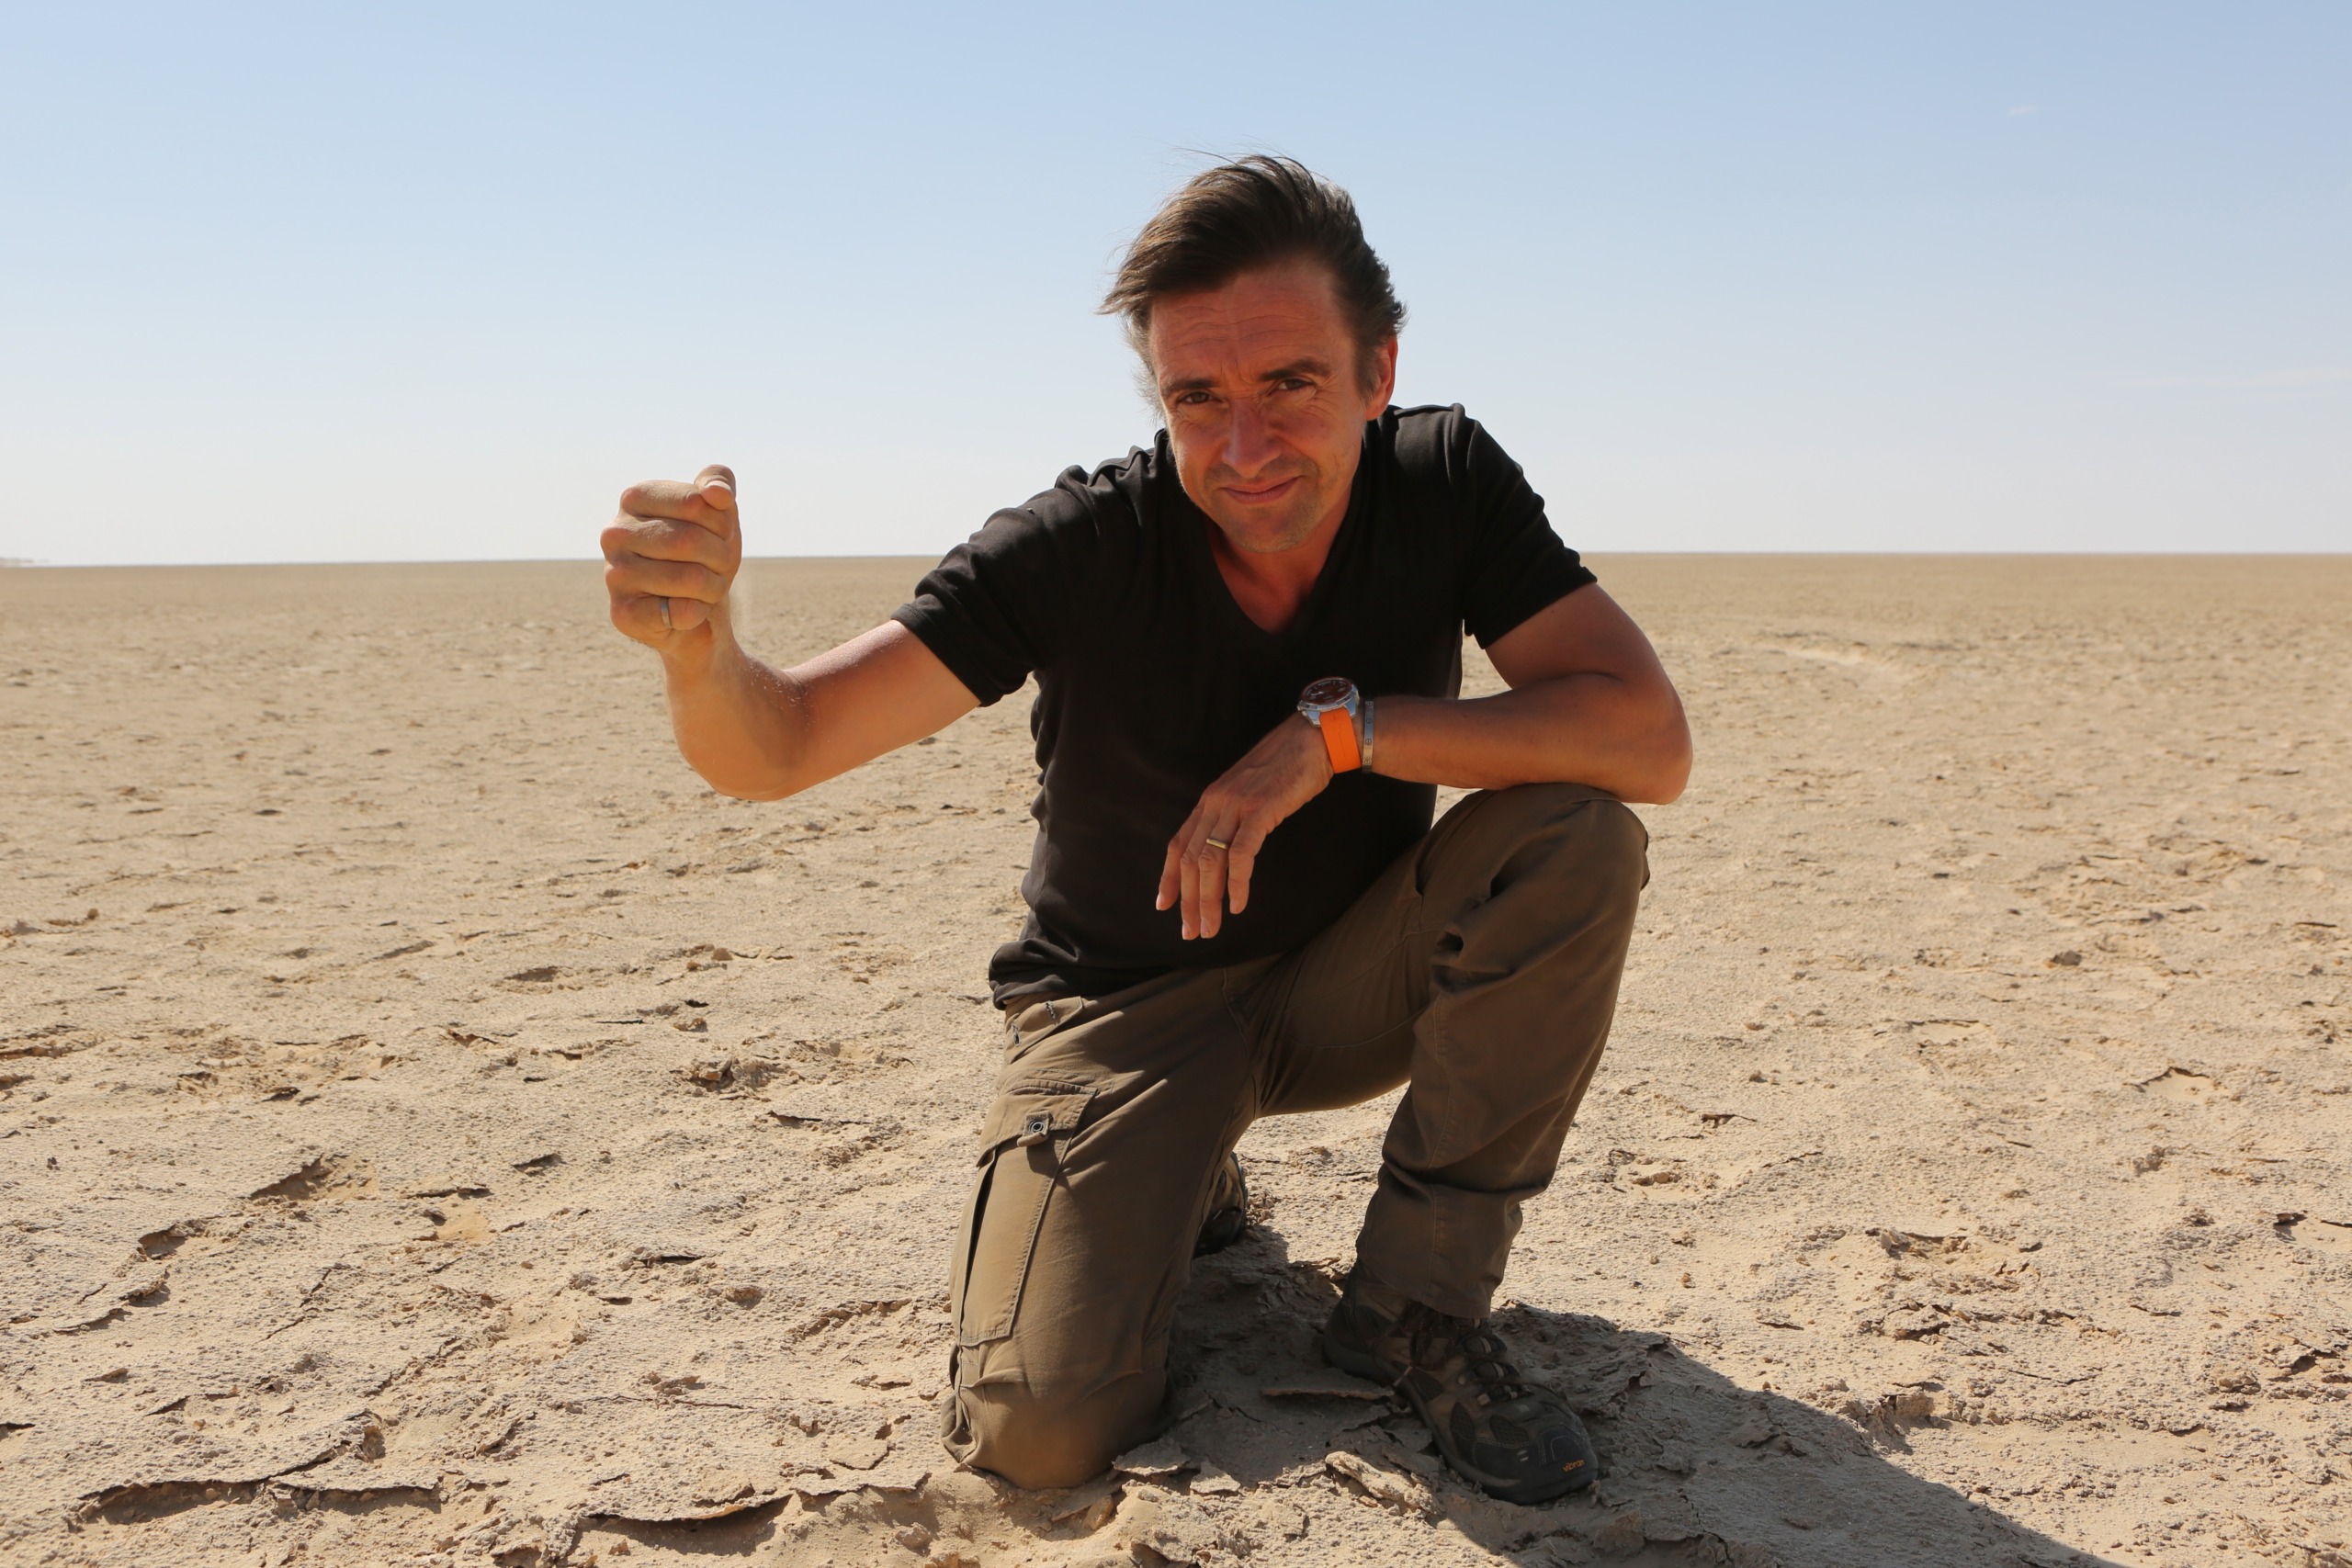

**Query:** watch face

left=1300, top=676, right=1355, bottom=709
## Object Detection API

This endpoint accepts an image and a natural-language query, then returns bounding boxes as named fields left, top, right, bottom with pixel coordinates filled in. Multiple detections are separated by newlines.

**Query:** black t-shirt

left=892, top=403, right=1596, bottom=1005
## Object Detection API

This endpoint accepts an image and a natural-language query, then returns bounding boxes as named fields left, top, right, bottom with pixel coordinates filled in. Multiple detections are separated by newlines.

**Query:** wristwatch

left=1298, top=677, right=1365, bottom=773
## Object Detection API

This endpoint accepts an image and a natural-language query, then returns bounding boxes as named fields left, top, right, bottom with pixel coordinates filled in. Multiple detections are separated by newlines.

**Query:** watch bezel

left=1298, top=676, right=1360, bottom=718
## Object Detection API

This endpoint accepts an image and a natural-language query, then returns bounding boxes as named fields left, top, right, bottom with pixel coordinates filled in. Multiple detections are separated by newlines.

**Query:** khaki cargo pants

left=940, top=784, right=1648, bottom=1488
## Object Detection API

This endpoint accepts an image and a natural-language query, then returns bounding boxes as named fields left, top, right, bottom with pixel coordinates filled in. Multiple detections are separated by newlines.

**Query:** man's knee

left=1476, top=784, right=1649, bottom=908
left=1567, top=792, right=1650, bottom=906
left=944, top=1373, right=1163, bottom=1491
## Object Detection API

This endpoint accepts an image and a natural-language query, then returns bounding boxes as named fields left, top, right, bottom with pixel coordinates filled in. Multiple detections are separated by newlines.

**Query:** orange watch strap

left=1317, top=706, right=1363, bottom=773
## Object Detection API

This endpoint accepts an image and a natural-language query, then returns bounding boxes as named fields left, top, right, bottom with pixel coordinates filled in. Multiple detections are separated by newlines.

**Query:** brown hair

left=1102, top=155, right=1406, bottom=391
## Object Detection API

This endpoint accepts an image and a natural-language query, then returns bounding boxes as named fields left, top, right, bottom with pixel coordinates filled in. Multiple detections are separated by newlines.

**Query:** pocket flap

left=976, top=1080, right=1095, bottom=1164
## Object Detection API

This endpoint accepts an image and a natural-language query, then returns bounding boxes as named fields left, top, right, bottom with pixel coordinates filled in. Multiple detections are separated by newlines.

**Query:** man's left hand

left=1157, top=713, right=1334, bottom=940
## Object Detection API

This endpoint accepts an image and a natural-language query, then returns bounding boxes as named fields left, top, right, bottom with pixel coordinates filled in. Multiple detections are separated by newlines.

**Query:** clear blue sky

left=2, top=2, right=2345, bottom=564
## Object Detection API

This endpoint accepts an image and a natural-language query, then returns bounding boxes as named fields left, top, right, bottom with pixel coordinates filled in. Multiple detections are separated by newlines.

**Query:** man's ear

left=1361, top=335, right=1398, bottom=412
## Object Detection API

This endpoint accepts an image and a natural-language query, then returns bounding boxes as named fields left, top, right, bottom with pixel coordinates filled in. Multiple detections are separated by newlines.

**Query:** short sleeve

left=1451, top=414, right=1596, bottom=649
left=890, top=474, right=1101, bottom=706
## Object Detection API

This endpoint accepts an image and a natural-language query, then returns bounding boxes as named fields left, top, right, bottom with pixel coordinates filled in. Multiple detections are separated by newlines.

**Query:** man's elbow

left=1622, top=701, right=1692, bottom=806
left=689, top=759, right=805, bottom=805
left=1642, top=745, right=1692, bottom=806
left=719, top=784, right=797, bottom=804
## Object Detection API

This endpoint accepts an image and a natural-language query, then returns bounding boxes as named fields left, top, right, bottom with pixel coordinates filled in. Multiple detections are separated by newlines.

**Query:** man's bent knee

left=1568, top=791, right=1650, bottom=898
left=1474, top=784, right=1649, bottom=899
left=944, top=1373, right=1164, bottom=1490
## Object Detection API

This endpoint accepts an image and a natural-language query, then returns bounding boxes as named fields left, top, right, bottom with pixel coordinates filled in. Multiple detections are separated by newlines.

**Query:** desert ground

left=2, top=554, right=2347, bottom=1568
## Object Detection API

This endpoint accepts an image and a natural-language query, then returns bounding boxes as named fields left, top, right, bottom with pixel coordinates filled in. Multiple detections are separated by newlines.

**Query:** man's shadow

left=1153, top=1227, right=2123, bottom=1568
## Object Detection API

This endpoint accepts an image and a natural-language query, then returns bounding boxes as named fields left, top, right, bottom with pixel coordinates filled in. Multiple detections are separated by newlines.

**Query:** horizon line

left=6, top=548, right=2351, bottom=570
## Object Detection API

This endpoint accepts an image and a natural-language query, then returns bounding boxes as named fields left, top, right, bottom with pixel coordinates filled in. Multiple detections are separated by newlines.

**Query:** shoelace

left=1406, top=1306, right=1530, bottom=1404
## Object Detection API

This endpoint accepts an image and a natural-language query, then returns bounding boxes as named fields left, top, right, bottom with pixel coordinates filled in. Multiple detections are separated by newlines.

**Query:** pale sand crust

left=2, top=555, right=2347, bottom=1567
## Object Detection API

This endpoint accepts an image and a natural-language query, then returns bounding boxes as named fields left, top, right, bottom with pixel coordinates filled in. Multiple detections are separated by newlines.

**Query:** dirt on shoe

left=1321, top=1280, right=1597, bottom=1505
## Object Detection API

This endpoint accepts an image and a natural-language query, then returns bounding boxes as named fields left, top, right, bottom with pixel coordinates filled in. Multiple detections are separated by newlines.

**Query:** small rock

left=1324, top=1449, right=1428, bottom=1512
left=1377, top=1438, right=1443, bottom=1479
left=823, top=1433, right=889, bottom=1471
left=1890, top=1390, right=1937, bottom=1422
left=1842, top=1390, right=1937, bottom=1433
left=1881, top=1307, right=1950, bottom=1339
left=2210, top=1363, right=2262, bottom=1394
left=1729, top=1415, right=1774, bottom=1447
left=1188, top=1461, right=1241, bottom=1496
left=693, top=1469, right=752, bottom=1504
left=1111, top=1435, right=1191, bottom=1477
left=2049, top=950, right=2083, bottom=966
left=1045, top=1475, right=1122, bottom=1524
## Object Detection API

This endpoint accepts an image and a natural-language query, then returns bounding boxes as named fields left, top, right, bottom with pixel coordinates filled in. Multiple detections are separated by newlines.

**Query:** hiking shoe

left=1321, top=1276, right=1596, bottom=1504
left=1194, top=1152, right=1249, bottom=1257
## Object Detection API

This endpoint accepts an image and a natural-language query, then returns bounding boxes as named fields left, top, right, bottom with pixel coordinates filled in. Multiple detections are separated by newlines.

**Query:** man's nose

left=1222, top=401, right=1280, bottom=474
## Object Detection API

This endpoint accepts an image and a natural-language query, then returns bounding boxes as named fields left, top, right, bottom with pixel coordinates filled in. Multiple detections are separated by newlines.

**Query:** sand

left=2, top=554, right=2347, bottom=1568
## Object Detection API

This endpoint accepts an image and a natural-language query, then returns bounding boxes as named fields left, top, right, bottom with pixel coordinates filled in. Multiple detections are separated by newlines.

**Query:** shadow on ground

left=579, top=1225, right=2130, bottom=1567
left=1108, top=1227, right=2124, bottom=1568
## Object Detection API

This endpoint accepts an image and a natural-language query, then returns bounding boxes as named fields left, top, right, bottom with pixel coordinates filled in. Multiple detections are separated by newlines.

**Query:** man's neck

left=1204, top=502, right=1346, bottom=636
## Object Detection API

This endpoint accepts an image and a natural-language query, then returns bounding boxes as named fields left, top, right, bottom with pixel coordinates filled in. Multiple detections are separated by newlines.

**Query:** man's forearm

left=661, top=633, right=808, bottom=801
left=656, top=621, right=980, bottom=803
left=1371, top=675, right=1690, bottom=804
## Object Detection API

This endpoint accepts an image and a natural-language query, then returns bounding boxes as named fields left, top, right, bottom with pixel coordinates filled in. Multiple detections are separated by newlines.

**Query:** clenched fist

left=602, top=464, right=741, bottom=654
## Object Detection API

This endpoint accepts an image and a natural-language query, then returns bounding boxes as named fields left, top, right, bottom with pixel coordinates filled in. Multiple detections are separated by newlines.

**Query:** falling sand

left=2, top=555, right=2347, bottom=1567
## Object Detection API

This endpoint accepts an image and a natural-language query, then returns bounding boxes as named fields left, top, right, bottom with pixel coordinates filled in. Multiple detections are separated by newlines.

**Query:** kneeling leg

left=941, top=976, right=1250, bottom=1488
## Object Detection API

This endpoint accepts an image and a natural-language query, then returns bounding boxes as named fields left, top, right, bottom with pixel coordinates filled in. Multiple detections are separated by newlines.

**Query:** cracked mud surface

left=3, top=555, right=2347, bottom=1567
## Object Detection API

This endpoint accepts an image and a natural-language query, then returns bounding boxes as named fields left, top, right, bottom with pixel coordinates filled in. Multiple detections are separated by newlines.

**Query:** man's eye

left=1171, top=390, right=1213, bottom=408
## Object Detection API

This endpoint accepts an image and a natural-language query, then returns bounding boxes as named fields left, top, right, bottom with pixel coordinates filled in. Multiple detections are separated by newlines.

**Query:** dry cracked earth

left=2, top=554, right=2347, bottom=1567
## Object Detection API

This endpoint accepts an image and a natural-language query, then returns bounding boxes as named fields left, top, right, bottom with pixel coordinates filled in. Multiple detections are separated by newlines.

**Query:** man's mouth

left=1221, top=475, right=1302, bottom=505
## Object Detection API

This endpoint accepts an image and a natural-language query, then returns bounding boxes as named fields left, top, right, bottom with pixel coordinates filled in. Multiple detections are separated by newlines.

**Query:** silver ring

left=1204, top=836, right=1231, bottom=852
left=658, top=595, right=673, bottom=631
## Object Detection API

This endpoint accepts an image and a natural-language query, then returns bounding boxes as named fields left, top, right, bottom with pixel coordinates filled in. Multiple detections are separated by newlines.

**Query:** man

left=600, top=157, right=1690, bottom=1505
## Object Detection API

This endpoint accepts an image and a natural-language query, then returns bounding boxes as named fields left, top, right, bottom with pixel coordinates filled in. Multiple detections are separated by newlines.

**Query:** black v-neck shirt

left=891, top=403, right=1595, bottom=1004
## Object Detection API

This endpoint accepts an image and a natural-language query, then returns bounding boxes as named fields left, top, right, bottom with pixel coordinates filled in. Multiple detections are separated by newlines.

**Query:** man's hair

left=1102, top=155, right=1406, bottom=392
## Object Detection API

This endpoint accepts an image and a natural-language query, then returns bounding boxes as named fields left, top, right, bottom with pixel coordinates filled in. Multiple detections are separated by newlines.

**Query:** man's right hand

left=602, top=464, right=742, bottom=656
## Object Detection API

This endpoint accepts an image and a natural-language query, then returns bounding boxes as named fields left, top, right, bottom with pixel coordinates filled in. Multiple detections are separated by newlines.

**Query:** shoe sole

left=1193, top=1155, right=1249, bottom=1257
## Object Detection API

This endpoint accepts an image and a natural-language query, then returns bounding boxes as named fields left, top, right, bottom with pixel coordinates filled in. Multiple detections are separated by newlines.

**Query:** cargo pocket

left=950, top=1080, right=1096, bottom=1349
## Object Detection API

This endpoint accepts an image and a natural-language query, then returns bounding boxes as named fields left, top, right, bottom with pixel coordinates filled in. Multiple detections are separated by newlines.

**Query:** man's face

left=1147, top=263, right=1396, bottom=557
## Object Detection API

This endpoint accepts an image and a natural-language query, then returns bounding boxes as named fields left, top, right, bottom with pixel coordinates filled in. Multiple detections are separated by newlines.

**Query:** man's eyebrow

left=1158, top=358, right=1338, bottom=399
